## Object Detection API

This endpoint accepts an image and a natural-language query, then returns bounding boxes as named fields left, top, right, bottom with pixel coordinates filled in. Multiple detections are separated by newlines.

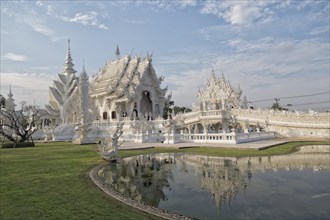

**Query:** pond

left=97, top=152, right=330, bottom=220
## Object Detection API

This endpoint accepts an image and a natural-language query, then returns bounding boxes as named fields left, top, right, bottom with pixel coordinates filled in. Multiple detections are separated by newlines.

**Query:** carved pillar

left=243, top=120, right=249, bottom=133
left=202, top=121, right=209, bottom=141
left=116, top=103, right=121, bottom=121
left=187, top=125, right=193, bottom=134
left=194, top=124, right=199, bottom=134
left=127, top=101, right=135, bottom=120
left=222, top=118, right=229, bottom=133
left=202, top=102, right=206, bottom=111
left=221, top=99, right=226, bottom=110
left=137, top=92, right=141, bottom=119
left=202, top=124, right=208, bottom=134
left=151, top=90, right=155, bottom=120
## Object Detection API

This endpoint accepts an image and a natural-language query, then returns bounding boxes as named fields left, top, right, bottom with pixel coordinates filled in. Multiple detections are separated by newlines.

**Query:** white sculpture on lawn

left=72, top=64, right=92, bottom=144
left=97, top=123, right=123, bottom=161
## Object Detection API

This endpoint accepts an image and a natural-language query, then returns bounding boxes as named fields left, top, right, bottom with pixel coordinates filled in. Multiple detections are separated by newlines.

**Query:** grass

left=0, top=140, right=329, bottom=220
left=0, top=142, right=159, bottom=220
left=118, top=141, right=329, bottom=158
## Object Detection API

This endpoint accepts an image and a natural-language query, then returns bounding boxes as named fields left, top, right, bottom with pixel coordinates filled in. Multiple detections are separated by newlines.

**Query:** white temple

left=32, top=40, right=329, bottom=143
left=45, top=39, right=79, bottom=125
left=89, top=49, right=168, bottom=122
left=197, top=69, right=242, bottom=111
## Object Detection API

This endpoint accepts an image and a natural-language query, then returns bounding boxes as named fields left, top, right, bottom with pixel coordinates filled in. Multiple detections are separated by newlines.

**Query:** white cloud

left=0, top=72, right=54, bottom=107
left=1, top=4, right=62, bottom=41
left=24, top=16, right=57, bottom=38
left=34, top=66, right=58, bottom=71
left=135, top=0, right=197, bottom=11
left=308, top=25, right=329, bottom=35
left=61, top=11, right=109, bottom=30
left=46, top=5, right=54, bottom=15
left=1, top=30, right=11, bottom=35
left=36, top=1, right=43, bottom=6
left=121, top=18, right=145, bottom=25
left=199, top=1, right=330, bottom=26
left=164, top=38, right=329, bottom=110
left=1, top=53, right=27, bottom=62
left=200, top=1, right=277, bottom=25
left=178, top=0, right=197, bottom=8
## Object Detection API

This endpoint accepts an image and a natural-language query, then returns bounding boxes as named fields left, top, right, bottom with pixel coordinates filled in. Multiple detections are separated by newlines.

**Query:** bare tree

left=0, top=101, right=44, bottom=147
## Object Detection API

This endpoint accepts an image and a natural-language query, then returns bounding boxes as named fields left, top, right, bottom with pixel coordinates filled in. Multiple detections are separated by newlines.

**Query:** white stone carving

left=72, top=65, right=93, bottom=144
left=45, top=39, right=79, bottom=124
left=97, top=123, right=123, bottom=162
left=89, top=46, right=168, bottom=122
left=197, top=69, right=242, bottom=111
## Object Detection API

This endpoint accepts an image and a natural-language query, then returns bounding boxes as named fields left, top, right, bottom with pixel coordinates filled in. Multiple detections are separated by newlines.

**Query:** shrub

left=1, top=142, right=35, bottom=149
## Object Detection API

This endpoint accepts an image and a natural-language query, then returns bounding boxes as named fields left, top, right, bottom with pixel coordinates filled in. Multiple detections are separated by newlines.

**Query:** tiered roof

left=45, top=39, right=79, bottom=117
left=90, top=53, right=167, bottom=101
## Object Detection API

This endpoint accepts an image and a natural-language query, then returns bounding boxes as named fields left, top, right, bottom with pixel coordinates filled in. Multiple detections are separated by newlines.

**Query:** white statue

left=97, top=123, right=123, bottom=162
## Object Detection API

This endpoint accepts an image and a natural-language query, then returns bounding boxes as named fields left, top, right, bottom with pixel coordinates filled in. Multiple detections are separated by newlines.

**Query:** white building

left=89, top=48, right=168, bottom=122
left=40, top=41, right=329, bottom=143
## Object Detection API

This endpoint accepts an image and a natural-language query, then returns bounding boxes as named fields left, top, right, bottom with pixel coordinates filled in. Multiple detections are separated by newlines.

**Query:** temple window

left=103, top=112, right=108, bottom=120
left=111, top=111, right=116, bottom=119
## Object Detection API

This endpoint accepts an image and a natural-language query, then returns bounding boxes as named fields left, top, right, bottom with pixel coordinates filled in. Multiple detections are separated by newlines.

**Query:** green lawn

left=0, top=140, right=329, bottom=220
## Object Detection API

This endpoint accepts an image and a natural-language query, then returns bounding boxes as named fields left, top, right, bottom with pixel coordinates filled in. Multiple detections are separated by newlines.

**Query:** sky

left=1, top=0, right=329, bottom=111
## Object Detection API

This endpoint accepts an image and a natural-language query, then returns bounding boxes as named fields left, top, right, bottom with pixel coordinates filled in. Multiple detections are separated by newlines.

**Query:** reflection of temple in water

left=98, top=153, right=175, bottom=206
left=98, top=152, right=330, bottom=210
left=175, top=153, right=330, bottom=210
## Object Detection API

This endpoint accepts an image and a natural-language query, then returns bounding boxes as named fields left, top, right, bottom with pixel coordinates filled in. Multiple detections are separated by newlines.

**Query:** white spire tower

left=45, top=39, right=79, bottom=123
left=72, top=62, right=92, bottom=144
left=6, top=85, right=16, bottom=112
left=63, top=39, right=77, bottom=75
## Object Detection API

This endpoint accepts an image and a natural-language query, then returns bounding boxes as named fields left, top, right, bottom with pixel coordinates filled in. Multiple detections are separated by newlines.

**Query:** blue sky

left=1, top=0, right=329, bottom=111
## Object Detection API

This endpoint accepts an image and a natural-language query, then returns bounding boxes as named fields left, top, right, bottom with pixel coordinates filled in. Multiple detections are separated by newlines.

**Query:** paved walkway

left=119, top=139, right=290, bottom=151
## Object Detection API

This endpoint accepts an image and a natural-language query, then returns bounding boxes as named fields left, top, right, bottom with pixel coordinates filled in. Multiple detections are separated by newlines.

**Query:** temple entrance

left=140, top=91, right=152, bottom=119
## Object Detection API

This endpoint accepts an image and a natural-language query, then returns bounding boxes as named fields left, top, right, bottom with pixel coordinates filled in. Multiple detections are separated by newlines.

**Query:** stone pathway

left=119, top=139, right=290, bottom=151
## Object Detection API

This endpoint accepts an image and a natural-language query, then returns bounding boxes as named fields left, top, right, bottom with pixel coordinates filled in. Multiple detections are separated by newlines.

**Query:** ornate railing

left=180, top=109, right=330, bottom=129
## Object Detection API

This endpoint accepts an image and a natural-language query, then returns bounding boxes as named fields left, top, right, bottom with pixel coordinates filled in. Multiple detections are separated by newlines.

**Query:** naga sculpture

left=97, top=123, right=124, bottom=162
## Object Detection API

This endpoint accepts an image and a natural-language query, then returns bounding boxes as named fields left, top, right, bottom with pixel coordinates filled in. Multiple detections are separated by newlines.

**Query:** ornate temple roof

left=45, top=39, right=79, bottom=117
left=197, top=69, right=242, bottom=109
left=90, top=51, right=166, bottom=101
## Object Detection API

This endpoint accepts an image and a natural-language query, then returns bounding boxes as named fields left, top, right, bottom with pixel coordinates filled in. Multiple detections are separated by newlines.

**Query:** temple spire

left=211, top=67, right=217, bottom=81
left=68, top=39, right=71, bottom=51
left=6, top=85, right=16, bottom=112
left=115, top=45, right=120, bottom=59
left=62, top=38, right=77, bottom=75
left=8, top=85, right=13, bottom=97
left=81, top=60, right=87, bottom=78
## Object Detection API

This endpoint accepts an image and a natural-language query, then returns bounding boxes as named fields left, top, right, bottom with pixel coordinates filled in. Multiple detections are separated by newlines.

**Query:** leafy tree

left=163, top=101, right=192, bottom=119
left=172, top=105, right=192, bottom=114
left=270, top=98, right=288, bottom=111
left=0, top=95, right=5, bottom=109
left=163, top=100, right=174, bottom=119
left=0, top=101, right=44, bottom=147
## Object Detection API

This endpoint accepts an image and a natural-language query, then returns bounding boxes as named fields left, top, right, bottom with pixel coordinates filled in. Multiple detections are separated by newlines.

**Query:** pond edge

left=89, top=162, right=195, bottom=220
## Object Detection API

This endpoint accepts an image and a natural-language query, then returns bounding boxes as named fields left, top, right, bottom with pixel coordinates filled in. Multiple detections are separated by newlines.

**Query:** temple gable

left=90, top=50, right=167, bottom=121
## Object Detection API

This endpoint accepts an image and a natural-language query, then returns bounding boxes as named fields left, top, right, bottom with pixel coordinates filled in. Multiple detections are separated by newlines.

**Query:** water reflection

left=98, top=152, right=330, bottom=219
left=99, top=154, right=175, bottom=206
